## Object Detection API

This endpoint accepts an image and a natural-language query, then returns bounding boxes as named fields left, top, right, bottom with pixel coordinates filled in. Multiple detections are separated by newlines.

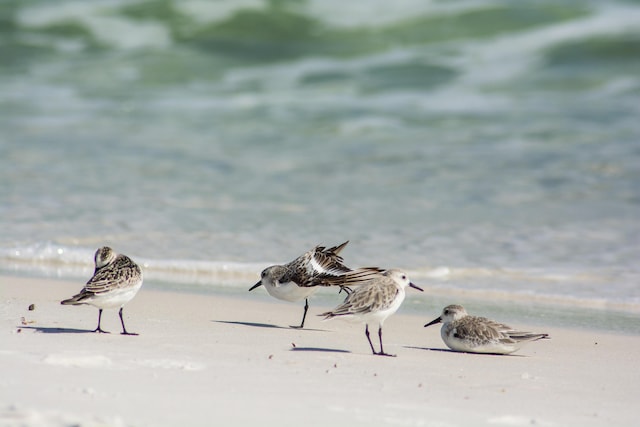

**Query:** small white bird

left=424, top=304, right=549, bottom=354
left=249, top=241, right=354, bottom=328
left=61, top=246, right=143, bottom=335
left=320, top=268, right=423, bottom=357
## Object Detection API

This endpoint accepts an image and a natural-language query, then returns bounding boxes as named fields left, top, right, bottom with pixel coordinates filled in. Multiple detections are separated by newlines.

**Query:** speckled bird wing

left=310, top=267, right=386, bottom=288
left=326, top=277, right=398, bottom=316
left=505, top=330, right=549, bottom=342
left=309, top=241, right=351, bottom=276
left=454, top=316, right=514, bottom=344
left=327, top=241, right=348, bottom=255
left=83, top=255, right=142, bottom=295
left=290, top=242, right=355, bottom=287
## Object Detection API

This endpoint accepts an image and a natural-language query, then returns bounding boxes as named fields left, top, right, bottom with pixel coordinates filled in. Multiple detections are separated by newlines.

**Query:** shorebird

left=61, top=246, right=143, bottom=335
left=319, top=268, right=423, bottom=356
left=424, top=304, right=549, bottom=354
left=249, top=241, right=354, bottom=328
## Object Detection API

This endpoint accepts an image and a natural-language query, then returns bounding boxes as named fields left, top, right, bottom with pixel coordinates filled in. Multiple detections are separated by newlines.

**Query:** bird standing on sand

left=320, top=268, right=423, bottom=356
left=424, top=304, right=549, bottom=354
left=61, top=246, right=143, bottom=335
left=249, top=241, right=355, bottom=329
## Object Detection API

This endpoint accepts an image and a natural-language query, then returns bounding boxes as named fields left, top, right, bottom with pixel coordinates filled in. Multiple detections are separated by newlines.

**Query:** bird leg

left=93, top=309, right=110, bottom=333
left=291, top=298, right=309, bottom=329
left=365, top=324, right=377, bottom=355
left=376, top=326, right=396, bottom=357
left=119, top=307, right=138, bottom=336
left=338, top=286, right=352, bottom=295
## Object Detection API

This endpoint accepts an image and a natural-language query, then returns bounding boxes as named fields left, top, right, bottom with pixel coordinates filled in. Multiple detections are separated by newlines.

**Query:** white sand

left=1, top=275, right=638, bottom=426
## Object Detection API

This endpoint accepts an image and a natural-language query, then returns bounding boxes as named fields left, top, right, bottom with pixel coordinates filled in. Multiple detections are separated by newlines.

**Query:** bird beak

left=248, top=281, right=263, bottom=292
left=424, top=316, right=442, bottom=328
left=409, top=282, right=424, bottom=292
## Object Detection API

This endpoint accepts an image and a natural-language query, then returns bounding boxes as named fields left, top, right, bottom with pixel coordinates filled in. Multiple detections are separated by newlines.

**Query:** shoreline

left=3, top=259, right=639, bottom=316
left=1, top=275, right=639, bottom=426
left=4, top=268, right=638, bottom=336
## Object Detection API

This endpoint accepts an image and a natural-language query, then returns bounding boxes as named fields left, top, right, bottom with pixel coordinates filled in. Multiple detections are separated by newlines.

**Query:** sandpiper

left=320, top=268, right=423, bottom=356
left=61, top=246, right=143, bottom=335
left=249, top=241, right=353, bottom=328
left=424, top=304, right=549, bottom=354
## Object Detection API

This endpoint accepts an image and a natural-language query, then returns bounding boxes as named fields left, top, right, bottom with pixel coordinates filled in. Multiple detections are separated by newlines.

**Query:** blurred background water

left=1, top=0, right=639, bottom=330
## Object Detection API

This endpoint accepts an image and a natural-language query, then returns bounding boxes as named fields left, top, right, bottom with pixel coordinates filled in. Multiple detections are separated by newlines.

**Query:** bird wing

left=83, top=255, right=141, bottom=295
left=454, top=317, right=509, bottom=343
left=326, top=240, right=349, bottom=255
left=454, top=317, right=548, bottom=346
left=298, top=240, right=351, bottom=281
left=308, top=243, right=351, bottom=276
left=505, top=331, right=550, bottom=342
left=311, top=267, right=386, bottom=288
left=322, top=276, right=398, bottom=317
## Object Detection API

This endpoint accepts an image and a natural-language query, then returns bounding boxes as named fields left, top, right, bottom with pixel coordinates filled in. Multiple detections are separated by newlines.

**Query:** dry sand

left=1, top=275, right=638, bottom=426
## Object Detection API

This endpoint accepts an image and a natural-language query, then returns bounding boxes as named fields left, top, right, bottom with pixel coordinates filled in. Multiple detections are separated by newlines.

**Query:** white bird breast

left=263, top=280, right=317, bottom=302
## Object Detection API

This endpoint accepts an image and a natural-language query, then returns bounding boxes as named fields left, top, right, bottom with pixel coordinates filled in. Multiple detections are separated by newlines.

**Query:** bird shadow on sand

left=404, top=345, right=525, bottom=357
left=290, top=347, right=351, bottom=354
left=212, top=320, right=328, bottom=332
left=17, top=326, right=95, bottom=334
left=404, top=345, right=452, bottom=353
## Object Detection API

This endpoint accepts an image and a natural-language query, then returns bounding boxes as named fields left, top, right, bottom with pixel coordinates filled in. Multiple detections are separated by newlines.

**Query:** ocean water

left=1, top=0, right=639, bottom=330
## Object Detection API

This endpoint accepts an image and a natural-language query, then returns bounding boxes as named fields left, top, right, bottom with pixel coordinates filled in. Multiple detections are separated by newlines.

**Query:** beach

left=1, top=275, right=638, bottom=427
left=2, top=2, right=640, bottom=426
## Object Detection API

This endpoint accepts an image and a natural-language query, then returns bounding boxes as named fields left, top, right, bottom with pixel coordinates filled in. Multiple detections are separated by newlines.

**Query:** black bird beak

left=409, top=282, right=424, bottom=292
left=424, top=316, right=442, bottom=328
left=249, top=281, right=263, bottom=292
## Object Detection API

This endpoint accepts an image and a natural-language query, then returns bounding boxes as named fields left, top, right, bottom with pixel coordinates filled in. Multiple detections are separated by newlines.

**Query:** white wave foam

left=1, top=243, right=93, bottom=267
left=139, top=258, right=267, bottom=286
left=453, top=4, right=640, bottom=87
left=175, top=0, right=265, bottom=24
left=0, top=242, right=267, bottom=285
left=2, top=243, right=639, bottom=312
left=17, top=1, right=171, bottom=50
left=307, top=0, right=490, bottom=29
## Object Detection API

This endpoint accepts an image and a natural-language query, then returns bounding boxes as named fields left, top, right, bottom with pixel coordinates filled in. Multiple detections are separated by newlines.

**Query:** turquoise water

left=1, top=0, right=639, bottom=327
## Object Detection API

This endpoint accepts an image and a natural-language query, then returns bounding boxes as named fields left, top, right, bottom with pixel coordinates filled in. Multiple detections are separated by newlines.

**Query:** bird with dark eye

left=319, top=268, right=423, bottom=357
left=248, top=241, right=353, bottom=329
left=424, top=304, right=549, bottom=354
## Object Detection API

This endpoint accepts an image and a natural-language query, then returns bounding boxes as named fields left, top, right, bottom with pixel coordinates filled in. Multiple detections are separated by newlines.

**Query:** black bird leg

left=338, top=286, right=352, bottom=295
left=93, top=309, right=110, bottom=333
left=376, top=326, right=396, bottom=357
left=119, top=307, right=138, bottom=336
left=291, top=298, right=309, bottom=329
left=365, top=324, right=377, bottom=355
